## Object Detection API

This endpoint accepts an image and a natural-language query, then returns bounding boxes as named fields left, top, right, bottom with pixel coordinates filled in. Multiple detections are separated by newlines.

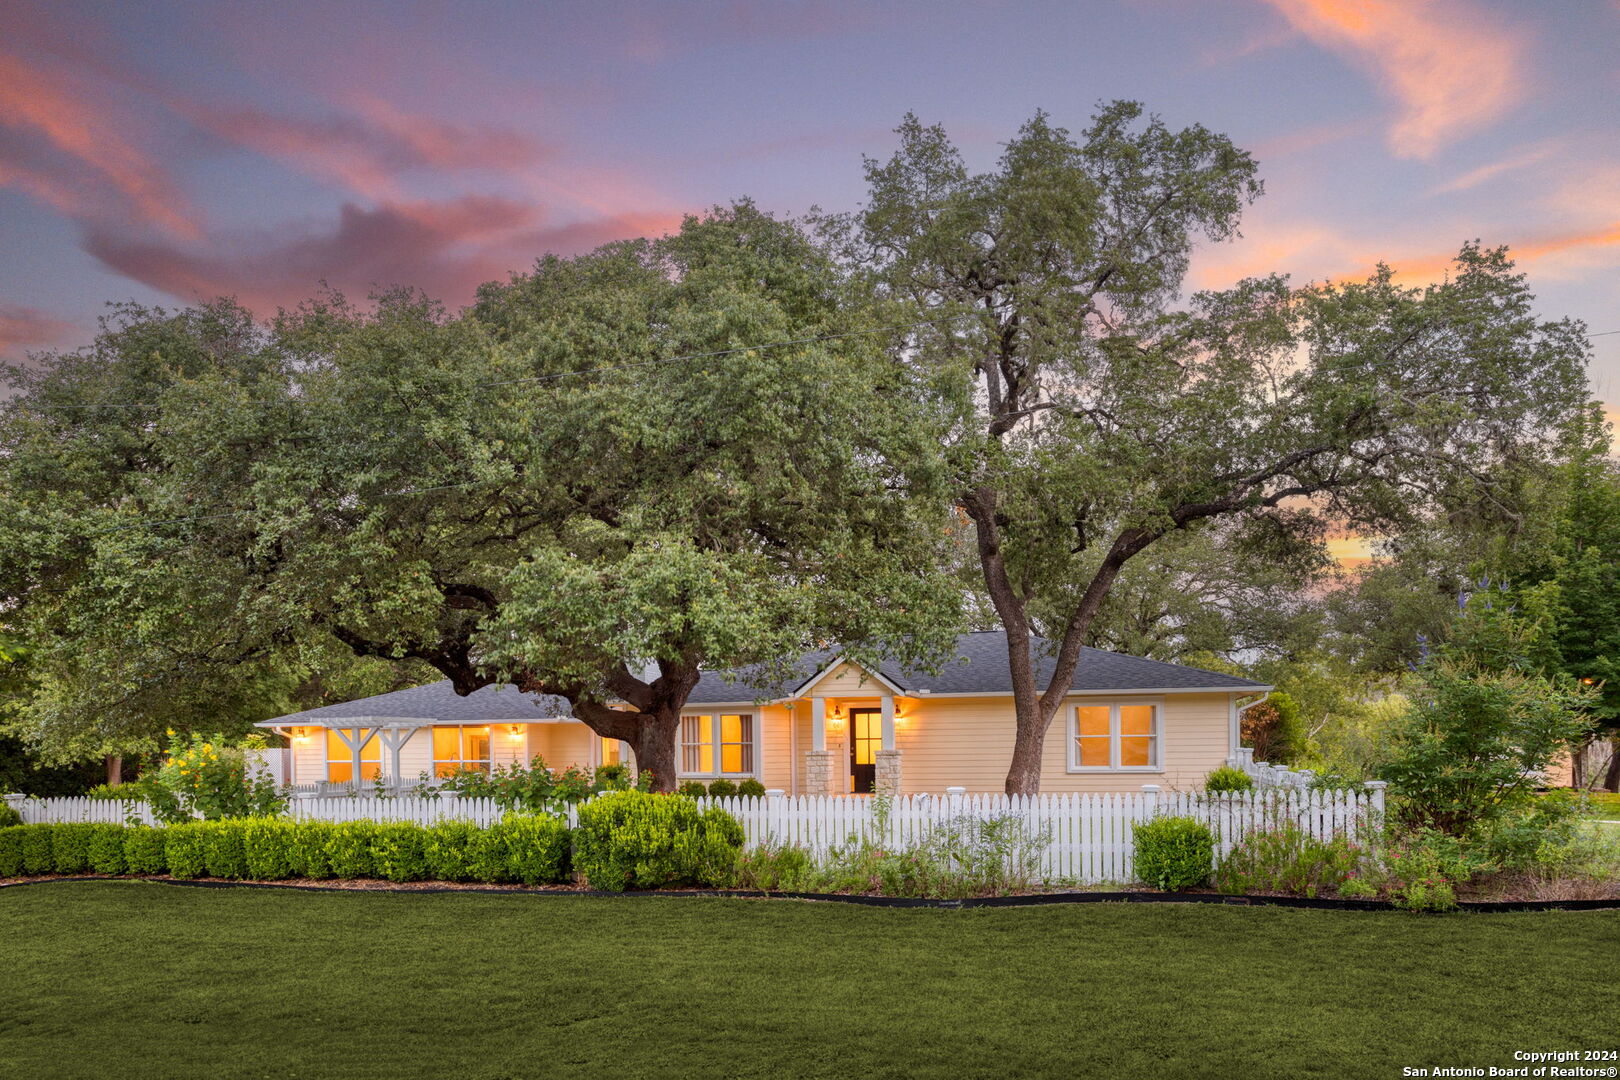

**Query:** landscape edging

left=2, top=874, right=1617, bottom=912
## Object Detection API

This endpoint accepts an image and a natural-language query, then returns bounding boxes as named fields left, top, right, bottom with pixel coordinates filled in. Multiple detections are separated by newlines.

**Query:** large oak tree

left=829, top=104, right=1595, bottom=792
left=0, top=204, right=962, bottom=787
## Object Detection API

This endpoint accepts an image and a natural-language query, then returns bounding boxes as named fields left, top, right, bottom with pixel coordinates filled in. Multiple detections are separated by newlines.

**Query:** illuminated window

left=1075, top=706, right=1111, bottom=767
left=1068, top=703, right=1160, bottom=771
left=326, top=729, right=381, bottom=783
left=680, top=713, right=755, bottom=776
left=433, top=725, right=492, bottom=778
left=601, top=737, right=621, bottom=767
left=720, top=714, right=753, bottom=774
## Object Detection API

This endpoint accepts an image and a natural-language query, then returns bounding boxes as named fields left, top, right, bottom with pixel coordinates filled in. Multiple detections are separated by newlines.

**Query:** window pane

left=721, top=714, right=743, bottom=743
left=465, top=728, right=491, bottom=762
left=1077, top=737, right=1110, bottom=767
left=601, top=737, right=620, bottom=766
left=433, top=727, right=458, bottom=760
left=434, top=762, right=462, bottom=779
left=1120, top=705, right=1155, bottom=736
left=1121, top=737, right=1156, bottom=767
left=360, top=762, right=381, bottom=781
left=329, top=761, right=354, bottom=783
left=721, top=744, right=743, bottom=773
left=327, top=728, right=345, bottom=760
left=1077, top=706, right=1110, bottom=737
left=681, top=715, right=711, bottom=774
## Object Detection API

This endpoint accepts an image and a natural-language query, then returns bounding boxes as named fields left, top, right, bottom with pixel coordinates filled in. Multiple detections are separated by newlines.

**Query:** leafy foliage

left=572, top=790, right=745, bottom=891
left=1214, top=821, right=1373, bottom=898
left=1202, top=766, right=1254, bottom=794
left=1384, top=594, right=1594, bottom=836
left=827, top=103, right=1593, bottom=792
left=1133, top=816, right=1214, bottom=891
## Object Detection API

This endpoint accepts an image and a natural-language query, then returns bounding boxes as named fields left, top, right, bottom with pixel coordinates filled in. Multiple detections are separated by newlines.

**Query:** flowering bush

left=92, top=732, right=285, bottom=823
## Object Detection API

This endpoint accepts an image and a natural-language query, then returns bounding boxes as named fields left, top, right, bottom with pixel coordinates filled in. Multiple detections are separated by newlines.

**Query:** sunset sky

left=1, top=0, right=1617, bottom=418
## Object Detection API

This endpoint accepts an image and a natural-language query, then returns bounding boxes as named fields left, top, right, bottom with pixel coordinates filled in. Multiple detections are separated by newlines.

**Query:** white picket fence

left=6, top=785, right=1384, bottom=885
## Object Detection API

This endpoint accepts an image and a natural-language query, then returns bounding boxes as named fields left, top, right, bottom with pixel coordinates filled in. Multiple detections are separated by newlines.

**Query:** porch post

left=880, top=695, right=895, bottom=751
left=875, top=694, right=901, bottom=794
left=806, top=697, right=835, bottom=795
left=379, top=728, right=412, bottom=793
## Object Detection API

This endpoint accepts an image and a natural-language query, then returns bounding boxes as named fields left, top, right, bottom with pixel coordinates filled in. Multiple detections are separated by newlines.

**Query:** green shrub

left=677, top=781, right=708, bottom=797
left=1384, top=829, right=1488, bottom=912
left=466, top=821, right=512, bottom=882
left=574, top=790, right=745, bottom=891
left=707, top=779, right=738, bottom=797
left=164, top=822, right=208, bottom=879
left=1133, top=816, right=1214, bottom=891
left=284, top=822, right=334, bottom=879
left=18, top=824, right=52, bottom=874
left=1203, top=766, right=1254, bottom=794
left=87, top=824, right=128, bottom=875
left=324, top=821, right=378, bottom=879
left=496, top=814, right=571, bottom=885
left=0, top=825, right=23, bottom=876
left=424, top=820, right=477, bottom=882
left=372, top=822, right=428, bottom=883
left=736, top=779, right=767, bottom=798
left=50, top=823, right=97, bottom=874
left=242, top=818, right=293, bottom=880
left=201, top=821, right=249, bottom=879
left=733, top=843, right=813, bottom=892
left=0, top=802, right=21, bottom=828
left=1337, top=876, right=1378, bottom=900
left=123, top=826, right=168, bottom=874
left=1214, top=821, right=1373, bottom=898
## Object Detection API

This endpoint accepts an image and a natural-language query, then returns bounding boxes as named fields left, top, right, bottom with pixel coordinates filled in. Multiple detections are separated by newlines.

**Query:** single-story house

left=255, top=631, right=1270, bottom=794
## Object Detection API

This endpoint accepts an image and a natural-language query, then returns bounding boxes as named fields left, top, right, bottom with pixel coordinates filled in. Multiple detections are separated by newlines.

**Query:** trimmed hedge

left=574, top=790, right=745, bottom=892
left=0, top=817, right=572, bottom=885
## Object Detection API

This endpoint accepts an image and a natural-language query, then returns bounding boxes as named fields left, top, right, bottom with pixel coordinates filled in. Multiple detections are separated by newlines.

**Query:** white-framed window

left=432, top=725, right=492, bottom=778
left=326, top=729, right=380, bottom=783
left=679, top=713, right=755, bottom=776
left=1067, top=702, right=1161, bottom=772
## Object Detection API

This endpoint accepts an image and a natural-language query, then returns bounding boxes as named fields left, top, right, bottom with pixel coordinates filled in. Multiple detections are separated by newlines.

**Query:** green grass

left=2, top=882, right=1617, bottom=1080
left=1580, top=790, right=1620, bottom=819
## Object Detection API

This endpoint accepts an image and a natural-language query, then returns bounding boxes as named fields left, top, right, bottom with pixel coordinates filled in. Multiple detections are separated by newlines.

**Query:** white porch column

left=880, top=695, right=895, bottom=751
left=806, top=696, right=836, bottom=795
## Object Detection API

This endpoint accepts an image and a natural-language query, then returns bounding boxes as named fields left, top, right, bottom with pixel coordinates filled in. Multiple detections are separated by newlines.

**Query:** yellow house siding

left=804, top=662, right=894, bottom=698
left=865, top=692, right=1233, bottom=794
left=528, top=722, right=596, bottom=770
left=291, top=733, right=324, bottom=784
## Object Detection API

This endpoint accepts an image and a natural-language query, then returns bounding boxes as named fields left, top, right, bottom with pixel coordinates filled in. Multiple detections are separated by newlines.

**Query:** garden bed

left=5, top=872, right=1617, bottom=911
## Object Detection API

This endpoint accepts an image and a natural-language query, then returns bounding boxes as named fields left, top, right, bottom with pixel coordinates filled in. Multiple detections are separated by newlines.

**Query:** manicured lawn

left=2, top=882, right=1616, bottom=1080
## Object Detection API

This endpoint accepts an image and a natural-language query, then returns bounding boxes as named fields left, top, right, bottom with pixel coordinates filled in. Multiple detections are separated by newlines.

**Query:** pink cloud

left=83, top=197, right=683, bottom=315
left=1259, top=0, right=1525, bottom=158
left=0, top=49, right=198, bottom=236
left=0, top=304, right=75, bottom=354
left=183, top=99, right=554, bottom=202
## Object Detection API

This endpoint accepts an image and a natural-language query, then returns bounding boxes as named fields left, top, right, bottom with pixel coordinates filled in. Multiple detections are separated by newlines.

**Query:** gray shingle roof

left=688, top=632, right=1267, bottom=702
left=258, top=682, right=573, bottom=727
left=260, top=632, right=1264, bottom=725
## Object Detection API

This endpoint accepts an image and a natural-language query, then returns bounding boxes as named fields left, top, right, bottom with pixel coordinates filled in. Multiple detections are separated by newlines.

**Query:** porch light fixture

left=508, top=724, right=524, bottom=742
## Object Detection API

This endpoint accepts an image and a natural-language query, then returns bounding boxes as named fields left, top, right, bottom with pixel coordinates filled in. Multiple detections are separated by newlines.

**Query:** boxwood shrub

left=202, top=821, right=250, bottom=879
left=123, top=826, right=168, bottom=875
left=285, top=821, right=335, bottom=879
left=87, top=823, right=128, bottom=875
left=0, top=825, right=23, bottom=876
left=242, top=818, right=293, bottom=880
left=1203, top=766, right=1255, bottom=794
left=164, top=822, right=209, bottom=879
left=574, top=790, right=745, bottom=891
left=324, top=821, right=378, bottom=879
left=0, top=802, right=22, bottom=829
left=372, top=821, right=428, bottom=883
left=1134, top=815, right=1215, bottom=892
left=736, top=779, right=767, bottom=798
left=423, top=819, right=477, bottom=882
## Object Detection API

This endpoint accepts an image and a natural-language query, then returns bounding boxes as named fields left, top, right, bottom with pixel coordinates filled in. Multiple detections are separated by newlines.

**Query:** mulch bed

left=3, top=873, right=1617, bottom=911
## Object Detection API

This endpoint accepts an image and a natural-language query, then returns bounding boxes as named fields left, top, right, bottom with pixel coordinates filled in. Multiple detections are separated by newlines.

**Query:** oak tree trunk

left=626, top=711, right=682, bottom=793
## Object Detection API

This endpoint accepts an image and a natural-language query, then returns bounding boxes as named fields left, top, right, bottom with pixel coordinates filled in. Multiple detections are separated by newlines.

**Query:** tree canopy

left=0, top=204, right=962, bottom=788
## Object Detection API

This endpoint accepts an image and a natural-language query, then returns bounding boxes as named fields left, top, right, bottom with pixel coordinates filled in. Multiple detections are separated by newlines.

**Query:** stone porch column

left=874, top=749, right=902, bottom=794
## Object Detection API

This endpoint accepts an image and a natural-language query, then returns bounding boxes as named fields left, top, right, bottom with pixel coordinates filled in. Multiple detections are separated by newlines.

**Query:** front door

left=849, top=707, right=880, bottom=793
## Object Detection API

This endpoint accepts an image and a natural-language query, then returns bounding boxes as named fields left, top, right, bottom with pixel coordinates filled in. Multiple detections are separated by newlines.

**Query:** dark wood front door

left=849, top=708, right=880, bottom=794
